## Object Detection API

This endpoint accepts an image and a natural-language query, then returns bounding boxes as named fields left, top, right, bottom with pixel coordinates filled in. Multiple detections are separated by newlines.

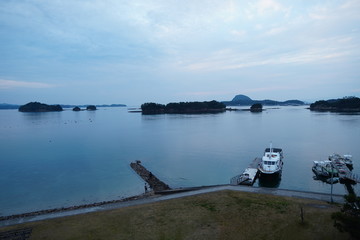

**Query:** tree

left=141, top=102, right=165, bottom=114
left=332, top=194, right=360, bottom=238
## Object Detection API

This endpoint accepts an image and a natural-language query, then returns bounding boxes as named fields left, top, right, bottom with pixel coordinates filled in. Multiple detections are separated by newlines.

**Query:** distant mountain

left=232, top=94, right=252, bottom=102
left=223, top=94, right=305, bottom=106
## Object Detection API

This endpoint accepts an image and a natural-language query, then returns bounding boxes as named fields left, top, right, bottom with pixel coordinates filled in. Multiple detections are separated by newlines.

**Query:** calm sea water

left=1, top=106, right=359, bottom=216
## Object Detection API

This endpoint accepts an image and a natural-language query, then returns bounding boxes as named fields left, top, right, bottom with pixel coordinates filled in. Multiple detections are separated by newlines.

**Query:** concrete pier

left=130, top=161, right=171, bottom=192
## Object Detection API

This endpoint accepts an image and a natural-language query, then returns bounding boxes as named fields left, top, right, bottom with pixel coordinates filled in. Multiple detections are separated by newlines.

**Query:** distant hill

left=232, top=94, right=252, bottom=102
left=223, top=94, right=305, bottom=106
left=310, top=97, right=360, bottom=112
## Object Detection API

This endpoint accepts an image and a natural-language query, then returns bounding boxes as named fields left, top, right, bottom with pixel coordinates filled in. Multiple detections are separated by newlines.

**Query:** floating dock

left=230, top=158, right=261, bottom=186
left=329, top=155, right=360, bottom=184
left=130, top=161, right=171, bottom=192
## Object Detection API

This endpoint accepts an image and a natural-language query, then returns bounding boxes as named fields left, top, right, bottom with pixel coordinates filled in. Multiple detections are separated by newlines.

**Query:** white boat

left=329, top=153, right=353, bottom=170
left=258, top=146, right=283, bottom=177
left=343, top=155, right=353, bottom=167
left=312, top=160, right=338, bottom=178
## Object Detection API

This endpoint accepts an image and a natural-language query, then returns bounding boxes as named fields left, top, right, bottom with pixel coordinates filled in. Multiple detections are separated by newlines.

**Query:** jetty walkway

left=230, top=157, right=261, bottom=186
left=130, top=161, right=171, bottom=192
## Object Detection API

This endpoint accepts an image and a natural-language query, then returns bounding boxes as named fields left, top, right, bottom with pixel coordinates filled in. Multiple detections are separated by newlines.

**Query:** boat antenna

left=270, top=142, right=273, bottom=153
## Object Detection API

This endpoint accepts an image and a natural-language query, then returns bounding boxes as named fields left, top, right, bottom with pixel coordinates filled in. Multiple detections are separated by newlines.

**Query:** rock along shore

left=0, top=194, right=149, bottom=222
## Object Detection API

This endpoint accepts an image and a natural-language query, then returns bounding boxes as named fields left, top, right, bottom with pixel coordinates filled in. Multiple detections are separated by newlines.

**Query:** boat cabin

left=259, top=148, right=283, bottom=174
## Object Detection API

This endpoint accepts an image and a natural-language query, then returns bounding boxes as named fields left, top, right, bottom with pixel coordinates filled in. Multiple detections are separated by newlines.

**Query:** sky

left=0, top=0, right=359, bottom=106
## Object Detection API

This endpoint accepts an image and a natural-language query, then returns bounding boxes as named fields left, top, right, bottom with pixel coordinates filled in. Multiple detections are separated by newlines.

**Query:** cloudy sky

left=0, top=0, right=359, bottom=105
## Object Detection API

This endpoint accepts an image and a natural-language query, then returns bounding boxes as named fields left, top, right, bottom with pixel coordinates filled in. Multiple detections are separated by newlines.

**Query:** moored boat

left=329, top=153, right=353, bottom=170
left=258, top=146, right=284, bottom=178
left=312, top=160, right=338, bottom=179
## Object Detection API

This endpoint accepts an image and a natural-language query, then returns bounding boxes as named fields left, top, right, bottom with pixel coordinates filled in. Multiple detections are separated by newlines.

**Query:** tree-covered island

left=250, top=103, right=263, bottom=112
left=18, top=102, right=63, bottom=112
left=141, top=100, right=226, bottom=114
left=309, top=97, right=360, bottom=112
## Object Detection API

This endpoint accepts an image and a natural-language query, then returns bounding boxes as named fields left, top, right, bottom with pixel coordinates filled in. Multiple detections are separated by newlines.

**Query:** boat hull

left=258, top=168, right=282, bottom=179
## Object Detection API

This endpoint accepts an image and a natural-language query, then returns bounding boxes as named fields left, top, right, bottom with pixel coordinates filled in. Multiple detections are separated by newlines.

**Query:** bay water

left=1, top=106, right=359, bottom=216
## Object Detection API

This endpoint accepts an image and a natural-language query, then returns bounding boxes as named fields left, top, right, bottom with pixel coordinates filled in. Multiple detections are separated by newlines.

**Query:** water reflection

left=258, top=175, right=282, bottom=188
left=1, top=106, right=359, bottom=216
left=20, top=111, right=63, bottom=126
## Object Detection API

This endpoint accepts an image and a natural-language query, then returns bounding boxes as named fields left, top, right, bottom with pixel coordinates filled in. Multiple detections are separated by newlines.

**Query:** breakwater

left=130, top=161, right=171, bottom=192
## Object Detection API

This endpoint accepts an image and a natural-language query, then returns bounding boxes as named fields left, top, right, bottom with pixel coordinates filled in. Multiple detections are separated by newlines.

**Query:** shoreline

left=0, top=185, right=345, bottom=227
left=0, top=185, right=222, bottom=223
left=0, top=192, right=152, bottom=222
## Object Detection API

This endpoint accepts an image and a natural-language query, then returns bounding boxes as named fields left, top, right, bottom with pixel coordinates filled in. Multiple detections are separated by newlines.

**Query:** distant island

left=72, top=105, right=97, bottom=111
left=250, top=103, right=263, bottom=112
left=0, top=103, right=126, bottom=110
left=0, top=103, right=20, bottom=109
left=309, top=97, right=360, bottom=112
left=18, top=102, right=63, bottom=112
left=141, top=101, right=226, bottom=114
left=222, top=94, right=305, bottom=106
left=61, top=104, right=126, bottom=108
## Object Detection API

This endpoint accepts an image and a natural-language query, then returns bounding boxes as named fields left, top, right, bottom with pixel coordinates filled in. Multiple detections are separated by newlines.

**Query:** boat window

left=264, top=161, right=276, bottom=165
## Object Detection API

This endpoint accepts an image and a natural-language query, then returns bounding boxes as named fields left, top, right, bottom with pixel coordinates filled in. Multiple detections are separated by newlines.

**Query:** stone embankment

left=0, top=195, right=147, bottom=222
left=130, top=161, right=171, bottom=192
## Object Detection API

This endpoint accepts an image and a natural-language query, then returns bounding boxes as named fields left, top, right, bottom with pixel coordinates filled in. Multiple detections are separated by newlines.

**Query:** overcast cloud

left=0, top=0, right=359, bottom=105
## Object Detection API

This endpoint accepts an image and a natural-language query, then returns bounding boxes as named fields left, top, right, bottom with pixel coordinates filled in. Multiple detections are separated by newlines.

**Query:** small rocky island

left=141, top=100, right=226, bottom=114
left=18, top=102, right=63, bottom=112
left=86, top=105, right=97, bottom=111
left=310, top=97, right=360, bottom=112
left=250, top=103, right=263, bottom=112
left=72, top=105, right=97, bottom=111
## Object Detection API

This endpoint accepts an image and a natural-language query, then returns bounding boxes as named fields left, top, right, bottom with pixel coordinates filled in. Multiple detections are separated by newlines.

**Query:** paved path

left=0, top=185, right=344, bottom=227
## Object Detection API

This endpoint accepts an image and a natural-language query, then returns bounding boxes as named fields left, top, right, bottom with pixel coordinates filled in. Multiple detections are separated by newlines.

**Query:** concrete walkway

left=0, top=185, right=344, bottom=227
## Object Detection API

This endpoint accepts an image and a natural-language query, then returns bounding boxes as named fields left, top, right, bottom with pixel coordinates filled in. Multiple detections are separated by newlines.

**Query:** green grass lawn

left=0, top=190, right=350, bottom=240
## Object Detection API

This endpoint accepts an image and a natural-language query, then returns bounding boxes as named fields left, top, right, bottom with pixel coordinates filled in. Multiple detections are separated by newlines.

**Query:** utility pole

left=330, top=163, right=334, bottom=203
